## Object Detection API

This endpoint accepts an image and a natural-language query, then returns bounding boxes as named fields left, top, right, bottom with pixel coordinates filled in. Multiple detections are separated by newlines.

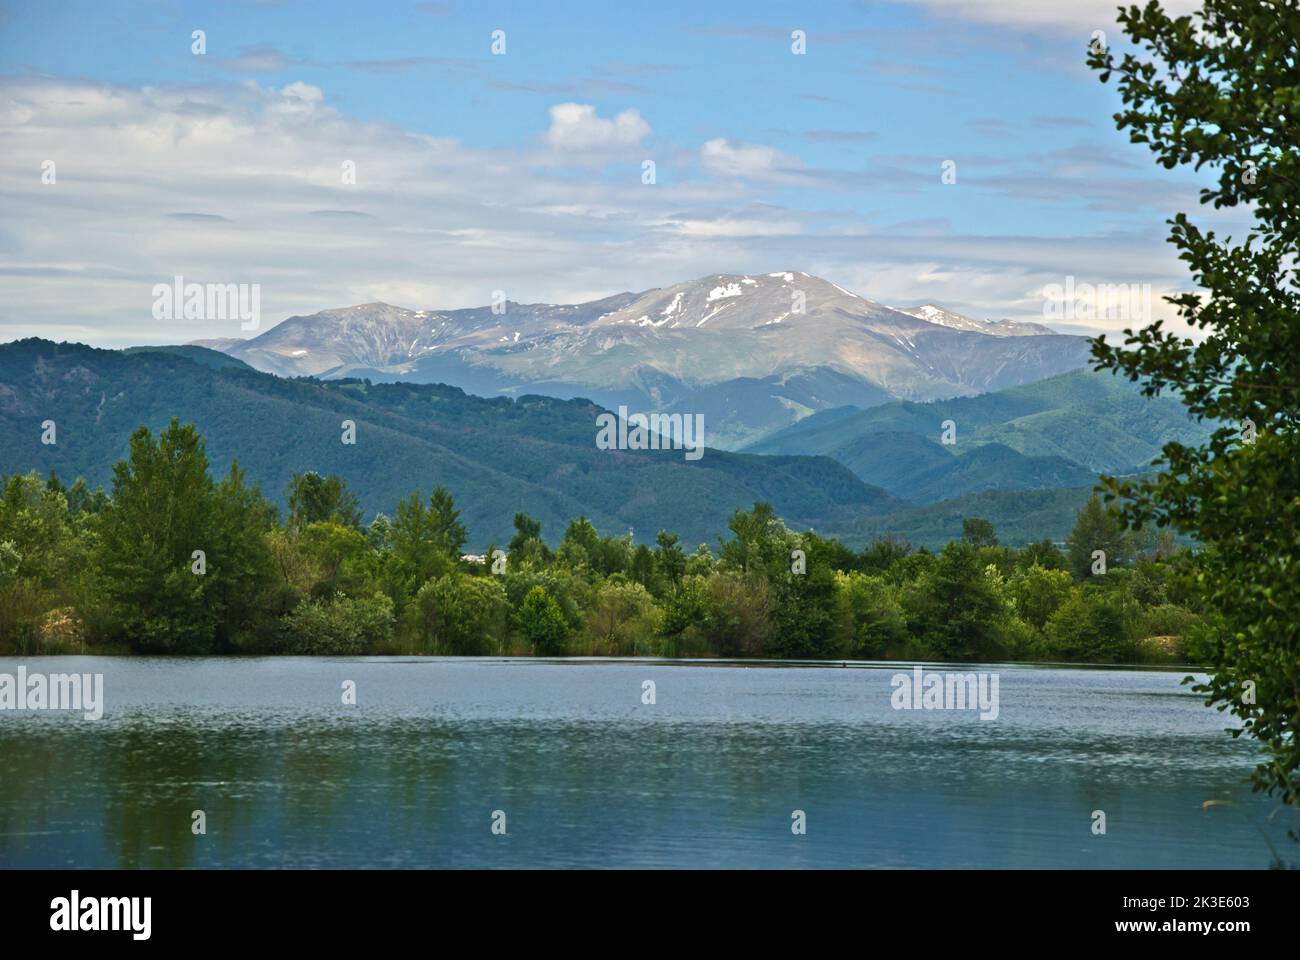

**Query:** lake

left=0, top=656, right=1292, bottom=868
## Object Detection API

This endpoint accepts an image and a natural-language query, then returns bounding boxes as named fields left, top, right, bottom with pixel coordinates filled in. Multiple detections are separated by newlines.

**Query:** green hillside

left=851, top=487, right=1097, bottom=550
left=744, top=368, right=1213, bottom=500
left=121, top=344, right=256, bottom=372
left=0, top=339, right=901, bottom=548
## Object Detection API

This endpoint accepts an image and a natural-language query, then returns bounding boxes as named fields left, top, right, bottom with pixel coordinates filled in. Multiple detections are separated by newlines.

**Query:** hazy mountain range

left=0, top=339, right=901, bottom=547
left=745, top=368, right=1214, bottom=503
left=198, top=272, right=1095, bottom=448
left=0, top=271, right=1211, bottom=547
left=0, top=332, right=1208, bottom=548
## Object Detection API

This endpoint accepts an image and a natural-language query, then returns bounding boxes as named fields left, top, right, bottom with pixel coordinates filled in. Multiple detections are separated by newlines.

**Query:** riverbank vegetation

left=1, top=419, right=1213, bottom=664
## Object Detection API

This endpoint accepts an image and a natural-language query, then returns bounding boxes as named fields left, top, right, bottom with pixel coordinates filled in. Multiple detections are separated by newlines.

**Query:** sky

left=0, top=0, right=1231, bottom=347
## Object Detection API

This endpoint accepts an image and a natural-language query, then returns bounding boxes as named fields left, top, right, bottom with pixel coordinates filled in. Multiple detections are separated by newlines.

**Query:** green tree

left=907, top=540, right=1003, bottom=659
left=837, top=571, right=909, bottom=658
left=654, top=530, right=686, bottom=590
left=1011, top=564, right=1074, bottom=632
left=962, top=517, right=999, bottom=549
left=1045, top=588, right=1134, bottom=663
left=585, top=579, right=659, bottom=655
left=515, top=585, right=569, bottom=655
left=286, top=472, right=362, bottom=529
left=1066, top=495, right=1133, bottom=579
left=720, top=501, right=786, bottom=573
left=391, top=486, right=467, bottom=590
left=508, top=512, right=551, bottom=568
left=1089, top=0, right=1300, bottom=808
left=278, top=591, right=394, bottom=655
left=97, top=420, right=272, bottom=652
left=414, top=573, right=509, bottom=655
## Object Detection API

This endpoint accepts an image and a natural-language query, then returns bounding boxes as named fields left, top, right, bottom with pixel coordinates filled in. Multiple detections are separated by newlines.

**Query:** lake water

left=0, top=657, right=1293, bottom=868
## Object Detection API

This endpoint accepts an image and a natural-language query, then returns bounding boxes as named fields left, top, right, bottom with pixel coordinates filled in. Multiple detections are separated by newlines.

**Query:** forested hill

left=0, top=338, right=901, bottom=547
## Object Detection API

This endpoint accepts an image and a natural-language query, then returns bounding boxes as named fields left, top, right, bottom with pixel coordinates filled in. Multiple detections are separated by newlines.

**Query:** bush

left=278, top=592, right=394, bottom=655
left=1044, top=589, right=1134, bottom=663
left=836, top=572, right=908, bottom=658
left=515, top=586, right=570, bottom=655
left=581, top=579, right=660, bottom=656
left=414, top=574, right=509, bottom=655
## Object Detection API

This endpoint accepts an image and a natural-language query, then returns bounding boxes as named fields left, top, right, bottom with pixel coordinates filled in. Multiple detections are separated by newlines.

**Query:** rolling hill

left=744, top=368, right=1214, bottom=503
left=0, top=338, right=904, bottom=548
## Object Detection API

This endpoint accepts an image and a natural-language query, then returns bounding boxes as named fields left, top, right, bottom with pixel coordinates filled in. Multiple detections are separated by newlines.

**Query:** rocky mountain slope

left=203, top=273, right=1093, bottom=447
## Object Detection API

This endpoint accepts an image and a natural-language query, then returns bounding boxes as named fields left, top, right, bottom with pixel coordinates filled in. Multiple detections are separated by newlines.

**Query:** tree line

left=0, top=419, right=1214, bottom=663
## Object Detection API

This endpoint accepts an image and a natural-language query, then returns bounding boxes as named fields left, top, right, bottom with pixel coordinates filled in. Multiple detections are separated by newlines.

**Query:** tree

left=962, top=517, right=998, bottom=549
left=769, top=562, right=840, bottom=659
left=1019, top=539, right=1066, bottom=572
left=837, top=571, right=909, bottom=658
left=391, top=486, right=466, bottom=590
left=0, top=472, right=94, bottom=649
left=908, top=540, right=1004, bottom=659
left=1011, top=564, right=1074, bottom=632
left=1045, top=588, right=1134, bottom=663
left=705, top=571, right=772, bottom=658
left=515, top=585, right=569, bottom=655
left=286, top=472, right=362, bottom=529
left=1066, top=495, right=1133, bottom=579
left=720, top=501, right=785, bottom=573
left=279, top=591, right=394, bottom=655
left=654, top=530, right=686, bottom=590
left=207, top=461, right=277, bottom=648
left=585, top=580, right=658, bottom=655
left=415, top=574, right=508, bottom=655
left=507, top=511, right=551, bottom=567
left=98, top=420, right=272, bottom=652
left=1089, top=0, right=1300, bottom=807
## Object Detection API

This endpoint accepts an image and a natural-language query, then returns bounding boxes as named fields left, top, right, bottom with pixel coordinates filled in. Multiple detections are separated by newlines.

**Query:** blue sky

left=0, top=0, right=1224, bottom=345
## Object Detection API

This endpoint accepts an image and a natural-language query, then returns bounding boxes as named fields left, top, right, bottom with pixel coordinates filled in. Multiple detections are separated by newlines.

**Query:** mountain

left=0, top=338, right=903, bottom=547
left=121, top=344, right=256, bottom=372
left=744, top=368, right=1214, bottom=502
left=894, top=304, right=1056, bottom=337
left=854, top=487, right=1098, bottom=550
left=200, top=273, right=1094, bottom=447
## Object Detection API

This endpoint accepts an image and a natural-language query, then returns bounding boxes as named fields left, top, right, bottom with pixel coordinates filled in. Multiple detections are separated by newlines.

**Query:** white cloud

left=701, top=138, right=782, bottom=177
left=0, top=76, right=1221, bottom=346
left=897, top=0, right=1203, bottom=31
left=280, top=81, right=323, bottom=102
left=544, top=102, right=649, bottom=151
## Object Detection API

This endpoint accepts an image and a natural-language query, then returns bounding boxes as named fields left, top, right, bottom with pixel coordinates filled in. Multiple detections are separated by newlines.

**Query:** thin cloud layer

left=0, top=70, right=1228, bottom=346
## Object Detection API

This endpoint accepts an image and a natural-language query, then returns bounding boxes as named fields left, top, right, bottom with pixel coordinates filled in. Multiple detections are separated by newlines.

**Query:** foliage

left=0, top=430, right=1207, bottom=671
left=515, top=586, right=570, bottom=656
left=1089, top=0, right=1300, bottom=808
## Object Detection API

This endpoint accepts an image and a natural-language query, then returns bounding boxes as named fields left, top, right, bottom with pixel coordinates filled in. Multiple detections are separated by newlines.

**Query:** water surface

left=0, top=657, right=1292, bottom=868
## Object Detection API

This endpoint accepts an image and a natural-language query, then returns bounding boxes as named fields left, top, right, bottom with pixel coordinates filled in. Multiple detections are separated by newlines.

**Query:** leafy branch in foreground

left=1089, top=0, right=1300, bottom=807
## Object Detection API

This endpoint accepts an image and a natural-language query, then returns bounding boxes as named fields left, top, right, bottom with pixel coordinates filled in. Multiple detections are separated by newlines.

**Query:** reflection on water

left=0, top=657, right=1293, bottom=868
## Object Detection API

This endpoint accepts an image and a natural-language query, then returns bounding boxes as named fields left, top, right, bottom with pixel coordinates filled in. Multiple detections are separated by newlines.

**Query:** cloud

left=895, top=0, right=1203, bottom=31
left=280, top=81, right=323, bottom=103
left=544, top=103, right=650, bottom=151
left=0, top=76, right=1232, bottom=347
left=805, top=129, right=878, bottom=143
left=701, top=139, right=800, bottom=178
left=214, top=45, right=298, bottom=74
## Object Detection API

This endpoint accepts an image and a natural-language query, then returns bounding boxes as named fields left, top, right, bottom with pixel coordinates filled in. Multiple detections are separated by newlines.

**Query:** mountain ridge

left=194, top=272, right=1093, bottom=447
left=0, top=337, right=903, bottom=548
